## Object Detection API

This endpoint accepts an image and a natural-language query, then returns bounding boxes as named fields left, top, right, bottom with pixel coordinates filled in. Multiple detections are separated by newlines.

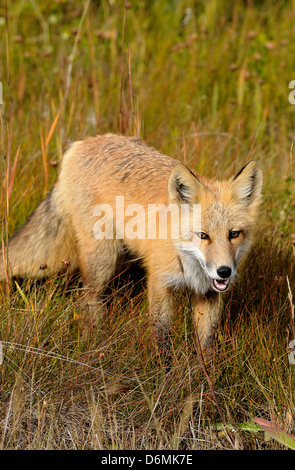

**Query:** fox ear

left=168, top=164, right=203, bottom=205
left=231, top=161, right=263, bottom=206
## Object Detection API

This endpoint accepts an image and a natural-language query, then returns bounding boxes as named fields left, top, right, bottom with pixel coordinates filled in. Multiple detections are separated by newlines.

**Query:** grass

left=0, top=0, right=294, bottom=450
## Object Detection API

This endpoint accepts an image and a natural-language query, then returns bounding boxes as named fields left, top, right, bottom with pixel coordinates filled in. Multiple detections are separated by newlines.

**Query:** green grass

left=0, top=0, right=295, bottom=450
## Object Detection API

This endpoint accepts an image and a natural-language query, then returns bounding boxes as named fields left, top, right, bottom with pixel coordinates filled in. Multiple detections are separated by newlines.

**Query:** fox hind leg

left=78, top=239, right=124, bottom=317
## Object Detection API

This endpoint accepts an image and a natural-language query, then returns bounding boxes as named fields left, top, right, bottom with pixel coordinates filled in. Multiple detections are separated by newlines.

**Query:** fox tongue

left=213, top=279, right=229, bottom=291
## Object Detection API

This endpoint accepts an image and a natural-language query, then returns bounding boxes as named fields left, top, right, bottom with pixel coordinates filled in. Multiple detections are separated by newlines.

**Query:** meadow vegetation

left=0, top=0, right=294, bottom=449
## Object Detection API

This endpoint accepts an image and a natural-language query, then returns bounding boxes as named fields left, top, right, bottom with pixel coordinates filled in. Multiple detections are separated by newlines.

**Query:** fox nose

left=217, top=266, right=232, bottom=279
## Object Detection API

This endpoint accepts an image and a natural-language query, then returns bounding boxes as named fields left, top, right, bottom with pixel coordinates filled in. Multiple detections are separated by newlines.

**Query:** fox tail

left=0, top=187, right=78, bottom=281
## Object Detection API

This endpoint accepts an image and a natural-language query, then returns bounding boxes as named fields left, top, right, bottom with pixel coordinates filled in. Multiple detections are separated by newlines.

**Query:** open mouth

left=212, top=278, right=230, bottom=292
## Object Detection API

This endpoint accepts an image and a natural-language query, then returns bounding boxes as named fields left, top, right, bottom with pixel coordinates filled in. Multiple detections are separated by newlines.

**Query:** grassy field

left=0, top=0, right=294, bottom=450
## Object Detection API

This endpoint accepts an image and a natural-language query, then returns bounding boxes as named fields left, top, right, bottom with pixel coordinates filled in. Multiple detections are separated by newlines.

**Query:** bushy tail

left=0, top=187, right=78, bottom=281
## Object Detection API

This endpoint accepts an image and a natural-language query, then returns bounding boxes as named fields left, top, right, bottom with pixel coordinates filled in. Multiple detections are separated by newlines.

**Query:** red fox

left=0, top=134, right=262, bottom=351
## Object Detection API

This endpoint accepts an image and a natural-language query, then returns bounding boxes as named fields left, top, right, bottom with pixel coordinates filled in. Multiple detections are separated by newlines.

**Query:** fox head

left=168, top=161, right=263, bottom=293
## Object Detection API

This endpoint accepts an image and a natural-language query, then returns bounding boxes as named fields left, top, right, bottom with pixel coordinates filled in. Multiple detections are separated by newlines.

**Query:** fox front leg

left=192, top=291, right=221, bottom=348
left=147, top=278, right=174, bottom=366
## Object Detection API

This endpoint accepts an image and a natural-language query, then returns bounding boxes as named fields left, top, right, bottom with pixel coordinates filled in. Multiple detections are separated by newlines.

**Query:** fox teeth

left=213, top=278, right=229, bottom=292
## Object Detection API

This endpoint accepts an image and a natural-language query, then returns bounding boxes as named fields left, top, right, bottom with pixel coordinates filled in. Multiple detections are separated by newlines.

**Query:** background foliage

left=0, top=0, right=294, bottom=450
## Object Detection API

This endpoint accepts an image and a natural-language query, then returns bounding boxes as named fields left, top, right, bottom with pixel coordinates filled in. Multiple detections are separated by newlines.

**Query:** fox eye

left=229, top=230, right=241, bottom=239
left=196, top=232, right=210, bottom=240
